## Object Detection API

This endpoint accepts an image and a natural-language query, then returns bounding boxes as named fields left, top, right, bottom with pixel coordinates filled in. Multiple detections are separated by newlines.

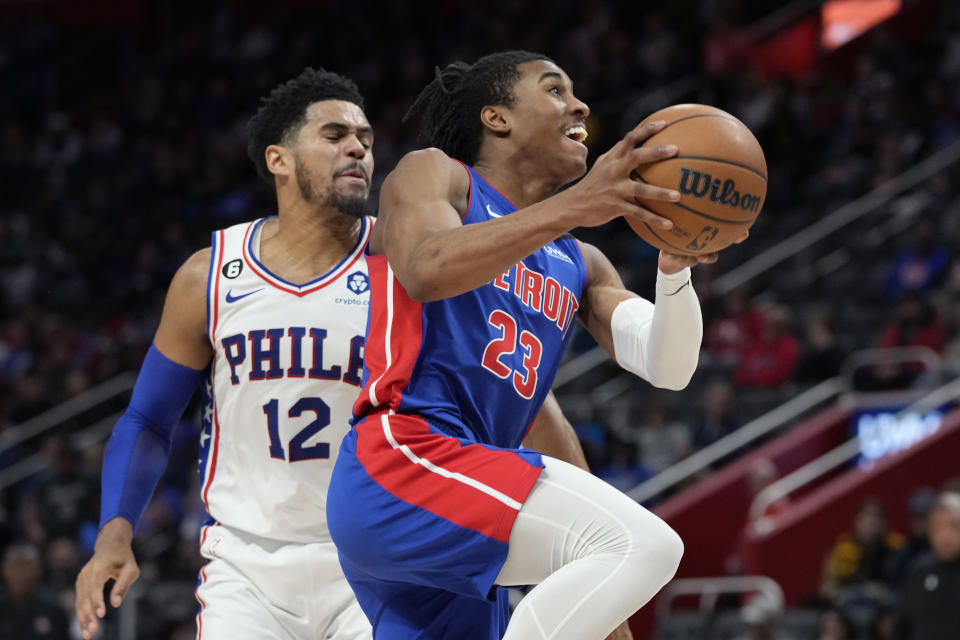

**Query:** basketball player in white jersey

left=74, top=67, right=629, bottom=640
left=74, top=68, right=376, bottom=640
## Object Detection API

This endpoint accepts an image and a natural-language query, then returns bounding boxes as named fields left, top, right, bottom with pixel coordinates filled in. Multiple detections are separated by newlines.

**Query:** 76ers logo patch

left=347, top=271, right=369, bottom=294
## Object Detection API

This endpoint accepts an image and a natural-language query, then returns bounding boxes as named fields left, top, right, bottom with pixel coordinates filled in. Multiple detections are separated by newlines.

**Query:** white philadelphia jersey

left=199, top=216, right=372, bottom=542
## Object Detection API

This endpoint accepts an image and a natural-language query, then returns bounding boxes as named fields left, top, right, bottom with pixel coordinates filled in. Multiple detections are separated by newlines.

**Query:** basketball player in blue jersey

left=327, top=51, right=739, bottom=639
left=73, top=65, right=610, bottom=640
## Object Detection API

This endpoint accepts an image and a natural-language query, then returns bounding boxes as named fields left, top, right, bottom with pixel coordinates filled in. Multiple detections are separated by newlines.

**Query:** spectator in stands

left=732, top=592, right=795, bottom=640
left=882, top=221, right=951, bottom=301
left=814, top=606, right=858, bottom=640
left=704, top=286, right=764, bottom=368
left=889, top=487, right=935, bottom=588
left=44, top=536, right=80, bottom=602
left=690, top=380, right=742, bottom=450
left=735, top=304, right=800, bottom=388
left=728, top=458, right=791, bottom=578
left=878, top=294, right=946, bottom=356
left=867, top=605, right=896, bottom=640
left=0, top=542, right=70, bottom=639
left=857, top=294, right=946, bottom=390
left=795, top=309, right=846, bottom=384
left=821, top=499, right=904, bottom=602
left=19, top=438, right=99, bottom=548
left=636, top=403, right=691, bottom=473
left=896, top=491, right=960, bottom=640
left=747, top=458, right=791, bottom=524
left=0, top=320, right=34, bottom=388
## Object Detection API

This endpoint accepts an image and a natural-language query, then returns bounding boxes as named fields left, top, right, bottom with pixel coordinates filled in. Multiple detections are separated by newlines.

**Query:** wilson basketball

left=628, top=104, right=767, bottom=255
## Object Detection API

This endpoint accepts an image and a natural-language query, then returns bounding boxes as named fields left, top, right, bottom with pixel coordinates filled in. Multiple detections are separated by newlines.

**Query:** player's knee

left=631, top=518, right=683, bottom=583
left=656, top=524, right=684, bottom=579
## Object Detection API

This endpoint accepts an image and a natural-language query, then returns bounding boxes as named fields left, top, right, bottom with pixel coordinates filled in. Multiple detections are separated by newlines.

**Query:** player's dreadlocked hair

left=246, top=67, right=365, bottom=184
left=404, top=50, right=553, bottom=165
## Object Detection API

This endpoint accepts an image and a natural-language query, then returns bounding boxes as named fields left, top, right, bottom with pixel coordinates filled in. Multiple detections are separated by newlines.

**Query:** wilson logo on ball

left=677, top=168, right=761, bottom=213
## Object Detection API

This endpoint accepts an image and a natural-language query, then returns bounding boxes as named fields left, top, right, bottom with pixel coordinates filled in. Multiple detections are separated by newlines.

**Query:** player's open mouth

left=563, top=124, right=588, bottom=144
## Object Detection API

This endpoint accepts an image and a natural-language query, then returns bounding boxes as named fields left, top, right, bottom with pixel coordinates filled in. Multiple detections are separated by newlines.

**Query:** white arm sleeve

left=610, top=266, right=703, bottom=390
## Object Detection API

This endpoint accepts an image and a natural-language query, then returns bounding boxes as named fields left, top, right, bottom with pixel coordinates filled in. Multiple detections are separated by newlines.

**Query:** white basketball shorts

left=195, top=524, right=371, bottom=640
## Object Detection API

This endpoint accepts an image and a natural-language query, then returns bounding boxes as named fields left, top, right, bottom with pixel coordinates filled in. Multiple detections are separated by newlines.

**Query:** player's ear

left=265, top=144, right=292, bottom=178
left=481, top=106, right=511, bottom=136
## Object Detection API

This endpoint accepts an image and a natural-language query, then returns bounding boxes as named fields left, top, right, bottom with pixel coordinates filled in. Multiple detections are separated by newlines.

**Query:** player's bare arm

left=75, top=249, right=212, bottom=639
left=522, top=391, right=590, bottom=471
left=376, top=120, right=681, bottom=302
left=153, top=248, right=215, bottom=369
left=576, top=241, right=702, bottom=390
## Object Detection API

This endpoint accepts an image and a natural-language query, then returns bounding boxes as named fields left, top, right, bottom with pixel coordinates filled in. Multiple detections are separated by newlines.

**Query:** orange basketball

left=628, top=104, right=768, bottom=255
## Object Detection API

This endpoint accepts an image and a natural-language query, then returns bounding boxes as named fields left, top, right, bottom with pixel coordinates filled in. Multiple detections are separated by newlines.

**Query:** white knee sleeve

left=497, top=457, right=684, bottom=640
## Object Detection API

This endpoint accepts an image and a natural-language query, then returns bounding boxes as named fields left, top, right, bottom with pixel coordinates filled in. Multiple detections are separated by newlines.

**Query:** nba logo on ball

left=628, top=103, right=768, bottom=255
left=347, top=271, right=369, bottom=294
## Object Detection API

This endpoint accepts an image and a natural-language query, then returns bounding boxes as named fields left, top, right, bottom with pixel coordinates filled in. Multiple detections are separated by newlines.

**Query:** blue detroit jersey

left=357, top=164, right=588, bottom=447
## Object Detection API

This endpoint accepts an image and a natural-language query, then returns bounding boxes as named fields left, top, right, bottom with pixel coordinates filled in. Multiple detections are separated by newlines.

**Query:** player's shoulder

left=169, top=248, right=212, bottom=300
left=180, top=248, right=212, bottom=281
left=397, top=147, right=459, bottom=170
left=389, top=148, right=470, bottom=195
left=575, top=239, right=599, bottom=258
left=572, top=239, right=601, bottom=268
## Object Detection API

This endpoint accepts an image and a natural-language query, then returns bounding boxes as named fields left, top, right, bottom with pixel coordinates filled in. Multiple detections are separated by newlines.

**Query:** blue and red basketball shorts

left=327, top=410, right=544, bottom=639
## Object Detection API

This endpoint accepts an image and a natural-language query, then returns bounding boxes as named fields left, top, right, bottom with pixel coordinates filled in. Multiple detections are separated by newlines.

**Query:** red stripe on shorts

left=356, top=412, right=542, bottom=543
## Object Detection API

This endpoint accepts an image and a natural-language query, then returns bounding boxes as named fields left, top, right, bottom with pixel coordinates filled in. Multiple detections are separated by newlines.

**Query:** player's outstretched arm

left=576, top=242, right=703, bottom=391
left=75, top=250, right=213, bottom=639
left=375, top=121, right=680, bottom=302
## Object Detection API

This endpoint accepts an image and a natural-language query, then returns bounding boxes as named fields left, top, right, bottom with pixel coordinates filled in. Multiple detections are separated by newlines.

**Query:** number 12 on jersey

left=262, top=397, right=331, bottom=461
left=480, top=309, right=543, bottom=399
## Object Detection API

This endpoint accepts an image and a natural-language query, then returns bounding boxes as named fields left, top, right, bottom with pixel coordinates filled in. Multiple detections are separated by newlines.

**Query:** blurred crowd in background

left=1, top=0, right=959, bottom=638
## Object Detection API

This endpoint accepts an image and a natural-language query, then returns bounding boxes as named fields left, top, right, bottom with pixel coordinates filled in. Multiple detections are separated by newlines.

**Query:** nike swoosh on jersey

left=225, top=288, right=263, bottom=303
left=486, top=204, right=503, bottom=218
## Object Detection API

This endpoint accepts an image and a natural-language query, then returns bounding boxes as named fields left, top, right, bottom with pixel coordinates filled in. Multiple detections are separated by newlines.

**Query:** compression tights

left=495, top=457, right=683, bottom=640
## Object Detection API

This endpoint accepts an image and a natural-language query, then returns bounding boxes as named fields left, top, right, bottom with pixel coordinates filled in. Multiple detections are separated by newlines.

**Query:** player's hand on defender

left=75, top=518, right=140, bottom=639
left=564, top=119, right=679, bottom=230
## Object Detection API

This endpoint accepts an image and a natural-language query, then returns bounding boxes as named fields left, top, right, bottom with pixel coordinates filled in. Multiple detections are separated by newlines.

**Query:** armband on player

left=99, top=344, right=205, bottom=529
left=610, top=267, right=701, bottom=391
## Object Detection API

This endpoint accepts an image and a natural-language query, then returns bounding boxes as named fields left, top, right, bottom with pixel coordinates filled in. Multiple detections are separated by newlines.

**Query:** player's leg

left=494, top=456, right=684, bottom=640
left=195, top=555, right=294, bottom=640
left=323, top=597, right=372, bottom=640
left=198, top=525, right=356, bottom=640
left=339, top=554, right=508, bottom=640
left=311, top=544, right=373, bottom=640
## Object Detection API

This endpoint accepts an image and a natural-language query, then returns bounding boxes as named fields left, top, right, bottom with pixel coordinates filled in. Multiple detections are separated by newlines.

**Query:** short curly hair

left=246, top=67, right=365, bottom=183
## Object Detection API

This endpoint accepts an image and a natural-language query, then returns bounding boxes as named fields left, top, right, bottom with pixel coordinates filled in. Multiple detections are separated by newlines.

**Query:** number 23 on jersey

left=481, top=309, right=543, bottom=400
